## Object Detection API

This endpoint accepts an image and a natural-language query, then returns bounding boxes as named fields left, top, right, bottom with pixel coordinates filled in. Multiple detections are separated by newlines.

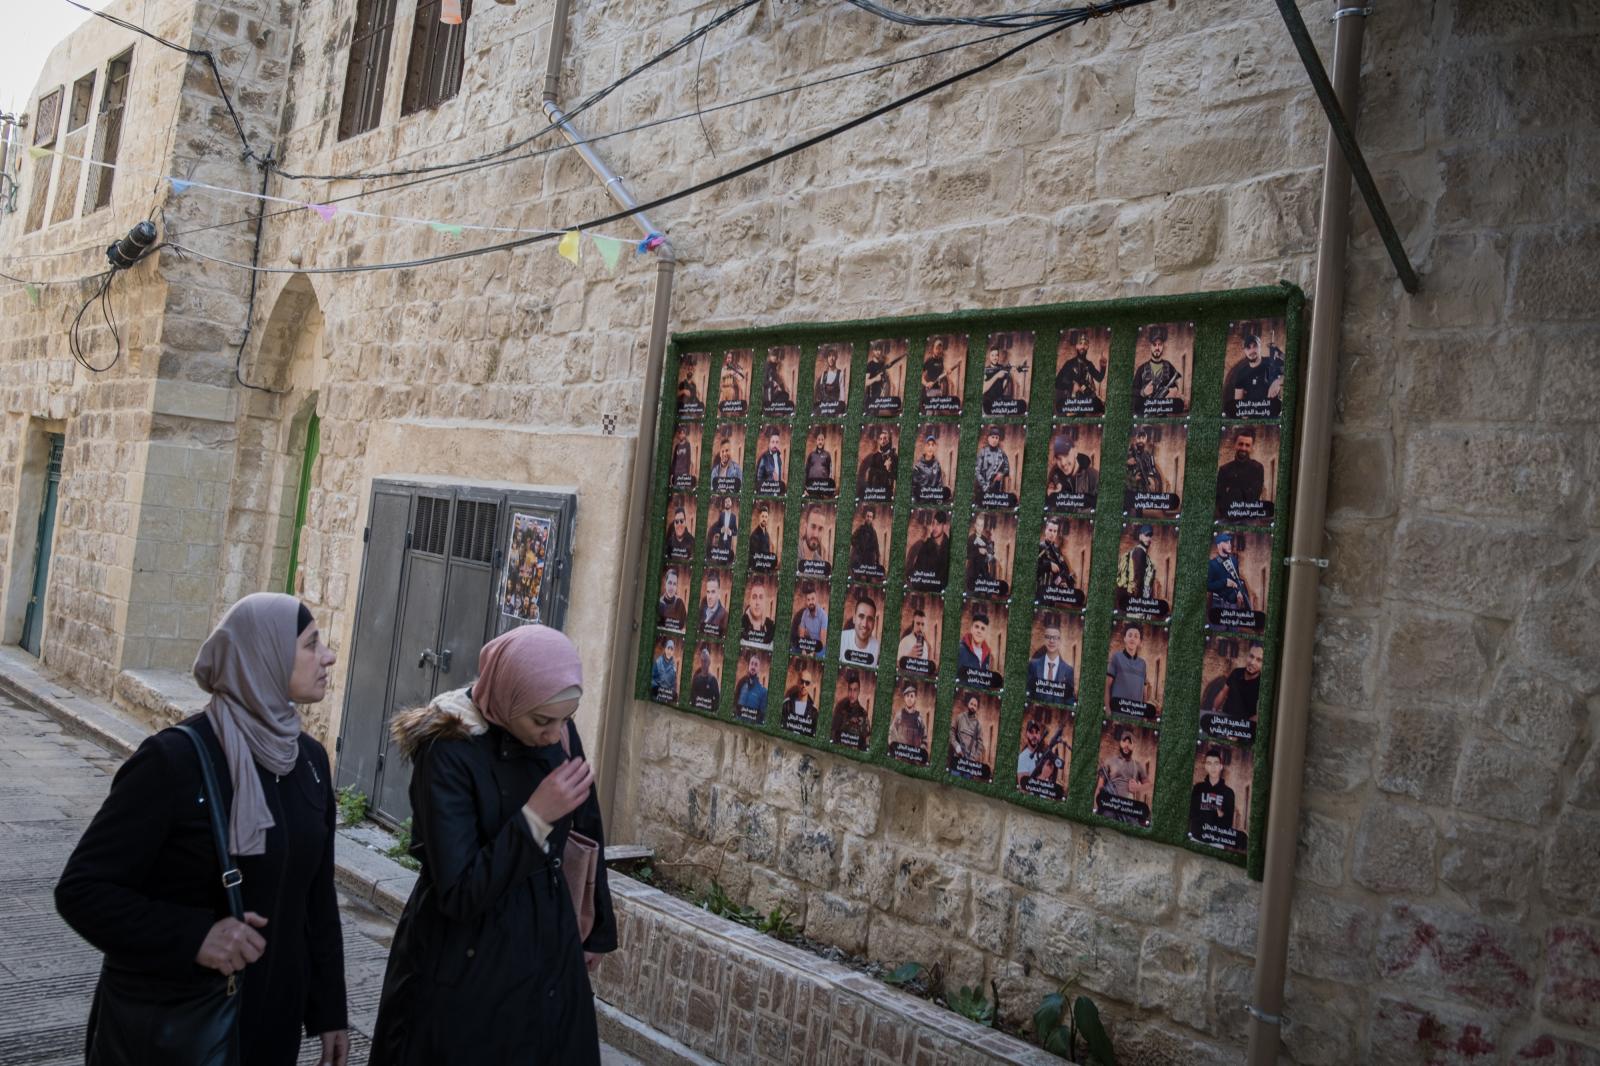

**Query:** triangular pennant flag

left=430, top=222, right=464, bottom=236
left=168, top=178, right=193, bottom=195
left=592, top=233, right=624, bottom=271
left=25, top=284, right=40, bottom=307
left=27, top=146, right=49, bottom=160
left=309, top=203, right=338, bottom=222
left=558, top=229, right=581, bottom=265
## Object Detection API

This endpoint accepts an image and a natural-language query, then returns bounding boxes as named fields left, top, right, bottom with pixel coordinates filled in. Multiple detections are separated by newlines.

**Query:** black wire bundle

left=844, top=0, right=1135, bottom=29
left=67, top=271, right=121, bottom=373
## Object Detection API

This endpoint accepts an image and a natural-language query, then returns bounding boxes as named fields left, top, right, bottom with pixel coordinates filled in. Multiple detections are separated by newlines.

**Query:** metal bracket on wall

left=1274, top=0, right=1421, bottom=294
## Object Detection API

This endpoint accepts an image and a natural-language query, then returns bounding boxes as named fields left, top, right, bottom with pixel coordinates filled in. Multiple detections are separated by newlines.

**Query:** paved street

left=0, top=688, right=639, bottom=1066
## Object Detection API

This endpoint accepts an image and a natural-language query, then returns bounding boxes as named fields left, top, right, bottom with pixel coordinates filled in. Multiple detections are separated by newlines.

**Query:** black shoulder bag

left=88, top=724, right=246, bottom=1066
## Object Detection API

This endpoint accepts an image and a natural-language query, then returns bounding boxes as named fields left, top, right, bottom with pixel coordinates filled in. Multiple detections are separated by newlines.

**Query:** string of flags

left=3, top=140, right=667, bottom=292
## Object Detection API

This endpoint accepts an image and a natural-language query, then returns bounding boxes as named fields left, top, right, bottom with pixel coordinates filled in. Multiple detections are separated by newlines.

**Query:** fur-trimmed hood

left=390, top=686, right=488, bottom=760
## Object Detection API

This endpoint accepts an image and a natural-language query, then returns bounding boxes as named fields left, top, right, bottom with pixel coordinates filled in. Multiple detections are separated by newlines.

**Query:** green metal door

left=21, top=434, right=63, bottom=656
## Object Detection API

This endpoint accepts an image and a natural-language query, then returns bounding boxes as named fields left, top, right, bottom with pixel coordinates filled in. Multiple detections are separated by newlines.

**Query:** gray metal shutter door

left=335, top=486, right=412, bottom=795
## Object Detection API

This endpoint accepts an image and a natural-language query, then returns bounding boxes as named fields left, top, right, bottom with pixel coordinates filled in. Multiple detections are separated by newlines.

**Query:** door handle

left=418, top=648, right=453, bottom=672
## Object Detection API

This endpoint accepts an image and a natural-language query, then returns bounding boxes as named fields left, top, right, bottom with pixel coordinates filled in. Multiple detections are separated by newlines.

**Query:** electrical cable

left=165, top=2, right=1149, bottom=278
left=232, top=159, right=278, bottom=393
left=843, top=0, right=1138, bottom=29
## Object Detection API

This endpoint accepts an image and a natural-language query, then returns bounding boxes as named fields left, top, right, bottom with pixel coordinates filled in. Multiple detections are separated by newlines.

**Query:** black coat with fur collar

left=369, top=689, right=616, bottom=1066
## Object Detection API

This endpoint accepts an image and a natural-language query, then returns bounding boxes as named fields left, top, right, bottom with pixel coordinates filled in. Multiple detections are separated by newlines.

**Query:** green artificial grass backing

left=635, top=285, right=1304, bottom=879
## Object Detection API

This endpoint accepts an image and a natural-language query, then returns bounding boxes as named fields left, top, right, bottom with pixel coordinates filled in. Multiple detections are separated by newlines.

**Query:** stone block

left=1485, top=665, right=1584, bottom=760
left=804, top=891, right=868, bottom=956
left=1097, top=102, right=1294, bottom=200
left=890, top=853, right=968, bottom=934
left=906, top=227, right=980, bottom=302
left=723, top=730, right=771, bottom=795
left=1573, top=743, right=1600, bottom=810
left=1392, top=516, right=1571, bottom=619
left=1508, top=39, right=1600, bottom=131
left=1509, top=581, right=1600, bottom=694
left=1282, top=980, right=1361, bottom=1066
left=983, top=71, right=1065, bottom=150
left=1151, top=191, right=1219, bottom=272
left=1047, top=201, right=1118, bottom=285
left=819, top=763, right=882, bottom=838
left=1439, top=818, right=1541, bottom=923
left=1431, top=51, right=1511, bottom=142
left=1296, top=807, right=1348, bottom=889
left=1510, top=224, right=1600, bottom=323
left=967, top=875, right=1013, bottom=957
left=1325, top=432, right=1395, bottom=518
left=1223, top=169, right=1320, bottom=263
left=1177, top=861, right=1259, bottom=956
left=1383, top=611, right=1497, bottom=704
left=1309, top=615, right=1377, bottom=708
left=1207, top=954, right=1253, bottom=1043
left=734, top=800, right=779, bottom=866
left=1543, top=810, right=1600, bottom=917
left=669, top=714, right=724, bottom=780
left=763, top=744, right=825, bottom=816
left=1452, top=736, right=1559, bottom=827
left=1368, top=996, right=1502, bottom=1066
left=1074, top=829, right=1177, bottom=924
left=1352, top=801, right=1437, bottom=895
left=1409, top=233, right=1507, bottom=330
left=1437, top=137, right=1568, bottom=229
left=1303, top=709, right=1378, bottom=796
left=745, top=867, right=807, bottom=924
left=882, top=776, right=927, bottom=842
left=639, top=709, right=671, bottom=762
left=837, top=834, right=897, bottom=910
left=1376, top=903, right=1537, bottom=1016
left=1288, top=891, right=1376, bottom=983
left=1113, top=1022, right=1236, bottom=1066
left=999, top=809, right=1073, bottom=895
left=1136, top=931, right=1208, bottom=1031
left=1511, top=1034, right=1600, bottom=1066
left=922, top=786, right=1004, bottom=868
left=774, top=813, right=838, bottom=889
left=1012, top=893, right=1140, bottom=995
left=914, top=152, right=1024, bottom=230
left=1398, top=329, right=1541, bottom=424
left=866, top=912, right=951, bottom=974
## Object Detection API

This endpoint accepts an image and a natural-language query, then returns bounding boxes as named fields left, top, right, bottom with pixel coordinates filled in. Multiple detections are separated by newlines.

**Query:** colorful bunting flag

left=441, top=0, right=463, bottom=23
left=558, top=230, right=582, bottom=265
left=592, top=234, right=625, bottom=271
left=637, top=232, right=665, bottom=254
left=25, top=285, right=40, bottom=307
left=27, top=146, right=49, bottom=161
left=309, top=203, right=338, bottom=222
left=168, top=178, right=193, bottom=195
left=430, top=222, right=464, bottom=236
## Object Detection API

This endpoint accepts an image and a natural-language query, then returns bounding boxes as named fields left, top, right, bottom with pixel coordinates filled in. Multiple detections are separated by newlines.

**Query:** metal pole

left=1274, top=0, right=1419, bottom=294
left=541, top=0, right=676, bottom=829
left=1245, top=6, right=1366, bottom=1064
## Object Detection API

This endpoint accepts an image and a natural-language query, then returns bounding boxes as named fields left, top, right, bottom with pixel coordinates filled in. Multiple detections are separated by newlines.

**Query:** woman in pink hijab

left=57, top=593, right=348, bottom=1066
left=370, top=624, right=616, bottom=1066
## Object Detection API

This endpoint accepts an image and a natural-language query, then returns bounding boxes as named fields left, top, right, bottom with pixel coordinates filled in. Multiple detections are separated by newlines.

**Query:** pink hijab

left=472, top=624, right=584, bottom=727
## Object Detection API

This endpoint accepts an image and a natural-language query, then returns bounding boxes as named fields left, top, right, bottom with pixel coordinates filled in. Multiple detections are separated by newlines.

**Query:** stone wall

left=1, top=0, right=1595, bottom=1060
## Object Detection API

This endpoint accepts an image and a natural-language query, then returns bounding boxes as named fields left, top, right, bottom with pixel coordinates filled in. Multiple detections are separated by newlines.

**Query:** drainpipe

left=1245, top=6, right=1367, bottom=1064
left=542, top=0, right=676, bottom=826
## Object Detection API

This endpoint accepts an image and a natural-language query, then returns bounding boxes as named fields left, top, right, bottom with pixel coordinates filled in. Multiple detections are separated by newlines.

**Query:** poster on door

left=499, top=512, right=553, bottom=623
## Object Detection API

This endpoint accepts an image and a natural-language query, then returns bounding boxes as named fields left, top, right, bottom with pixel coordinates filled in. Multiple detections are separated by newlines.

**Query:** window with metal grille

left=49, top=72, right=95, bottom=226
left=401, top=0, right=471, bottom=116
left=339, top=0, right=400, bottom=140
left=85, top=50, right=131, bottom=213
left=413, top=495, right=450, bottom=555
left=451, top=499, right=499, bottom=563
left=23, top=87, right=61, bottom=233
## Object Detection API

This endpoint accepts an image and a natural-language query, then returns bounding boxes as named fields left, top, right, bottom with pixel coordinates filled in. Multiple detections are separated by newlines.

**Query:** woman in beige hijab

left=57, top=593, right=350, bottom=1066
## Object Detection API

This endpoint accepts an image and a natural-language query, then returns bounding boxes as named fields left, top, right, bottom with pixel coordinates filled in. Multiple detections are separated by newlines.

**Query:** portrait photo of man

left=1045, top=424, right=1102, bottom=513
left=747, top=502, right=781, bottom=572
left=740, top=576, right=777, bottom=648
left=848, top=503, right=889, bottom=582
left=676, top=351, right=708, bottom=419
left=709, top=429, right=744, bottom=495
left=719, top=348, right=750, bottom=415
left=1205, top=531, right=1269, bottom=631
left=831, top=669, right=874, bottom=750
left=896, top=595, right=941, bottom=676
left=1188, top=742, right=1251, bottom=853
left=1036, top=515, right=1088, bottom=610
left=910, top=425, right=956, bottom=504
left=964, top=511, right=1015, bottom=599
left=956, top=602, right=1006, bottom=691
left=839, top=587, right=883, bottom=669
left=763, top=344, right=798, bottom=414
left=781, top=658, right=822, bottom=736
left=1215, top=426, right=1279, bottom=524
left=1131, top=322, right=1191, bottom=416
left=1115, top=522, right=1176, bottom=621
left=803, top=425, right=840, bottom=498
left=1123, top=424, right=1186, bottom=516
left=650, top=637, right=681, bottom=703
left=863, top=337, right=907, bottom=416
left=814, top=342, right=851, bottom=416
left=1105, top=621, right=1169, bottom=720
left=920, top=333, right=966, bottom=414
left=1223, top=318, right=1285, bottom=419
left=656, top=566, right=688, bottom=633
left=733, top=651, right=770, bottom=723
left=689, top=643, right=722, bottom=712
left=947, top=690, right=999, bottom=783
left=905, top=509, right=953, bottom=592
left=669, top=422, right=699, bottom=491
left=1054, top=326, right=1109, bottom=416
left=1026, top=613, right=1079, bottom=705
left=698, top=568, right=730, bottom=636
left=754, top=426, right=789, bottom=496
left=797, top=503, right=836, bottom=579
left=707, top=495, right=738, bottom=565
left=1200, top=635, right=1264, bottom=743
left=973, top=424, right=1023, bottom=509
left=662, top=496, right=695, bottom=561
left=856, top=425, right=899, bottom=502
left=888, top=680, right=933, bottom=765
left=981, top=330, right=1032, bottom=416
left=1016, top=707, right=1073, bottom=801
left=789, top=580, right=828, bottom=657
left=1095, top=722, right=1156, bottom=827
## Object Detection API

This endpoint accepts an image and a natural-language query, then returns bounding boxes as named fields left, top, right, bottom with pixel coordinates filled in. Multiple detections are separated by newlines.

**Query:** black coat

left=56, top=715, right=347, bottom=1066
left=369, top=712, right=616, bottom=1066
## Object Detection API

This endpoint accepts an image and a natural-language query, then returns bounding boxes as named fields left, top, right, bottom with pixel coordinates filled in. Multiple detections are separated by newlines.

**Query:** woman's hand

left=585, top=952, right=602, bottom=973
left=525, top=757, right=596, bottom=825
left=194, top=911, right=268, bottom=974
left=317, top=1029, right=350, bottom=1066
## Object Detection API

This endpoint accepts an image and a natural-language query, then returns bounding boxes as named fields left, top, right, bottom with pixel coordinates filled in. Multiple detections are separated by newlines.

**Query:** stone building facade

left=1, top=0, right=1597, bottom=1061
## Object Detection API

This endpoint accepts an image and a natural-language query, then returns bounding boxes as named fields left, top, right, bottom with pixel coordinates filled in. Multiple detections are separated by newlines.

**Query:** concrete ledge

left=113, top=668, right=209, bottom=732
left=0, top=646, right=143, bottom=757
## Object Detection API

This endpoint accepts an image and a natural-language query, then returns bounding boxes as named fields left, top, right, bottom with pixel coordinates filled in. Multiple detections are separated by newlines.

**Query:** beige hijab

left=192, top=593, right=304, bottom=856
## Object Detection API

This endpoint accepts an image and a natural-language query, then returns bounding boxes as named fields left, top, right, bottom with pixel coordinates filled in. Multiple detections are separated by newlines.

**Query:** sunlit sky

left=1, top=0, right=113, bottom=117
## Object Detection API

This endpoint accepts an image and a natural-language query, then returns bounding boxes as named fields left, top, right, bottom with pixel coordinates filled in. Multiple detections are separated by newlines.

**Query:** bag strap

left=176, top=723, right=246, bottom=922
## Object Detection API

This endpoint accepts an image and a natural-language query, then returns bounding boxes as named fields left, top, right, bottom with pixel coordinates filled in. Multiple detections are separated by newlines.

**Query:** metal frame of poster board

left=634, top=284, right=1304, bottom=877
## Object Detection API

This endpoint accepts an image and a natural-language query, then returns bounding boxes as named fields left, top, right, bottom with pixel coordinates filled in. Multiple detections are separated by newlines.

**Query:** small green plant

left=633, top=861, right=656, bottom=885
left=385, top=817, right=420, bottom=870
left=1033, top=981, right=1116, bottom=1064
left=695, top=880, right=759, bottom=924
left=946, top=983, right=995, bottom=1027
left=884, top=961, right=926, bottom=987
left=755, top=905, right=799, bottom=939
left=336, top=786, right=368, bottom=828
